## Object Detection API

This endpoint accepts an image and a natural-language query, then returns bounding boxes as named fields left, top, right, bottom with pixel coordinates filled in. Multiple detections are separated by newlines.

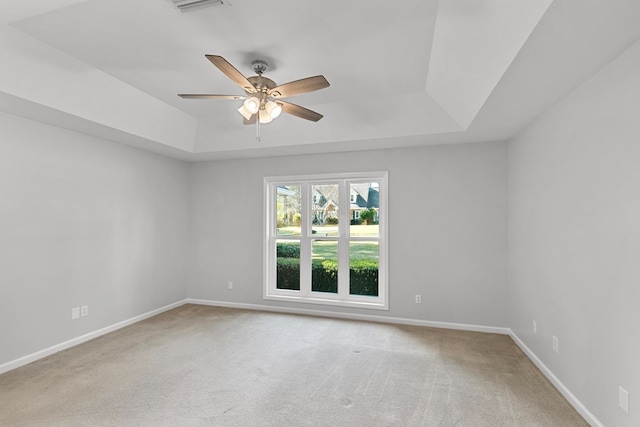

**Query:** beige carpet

left=0, top=304, right=588, bottom=426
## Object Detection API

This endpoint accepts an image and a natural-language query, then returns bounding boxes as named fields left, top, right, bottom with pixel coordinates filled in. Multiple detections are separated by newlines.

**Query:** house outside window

left=264, top=172, right=388, bottom=310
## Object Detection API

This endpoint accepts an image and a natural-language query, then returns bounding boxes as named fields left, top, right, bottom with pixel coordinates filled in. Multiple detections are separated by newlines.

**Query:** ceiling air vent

left=171, top=0, right=227, bottom=12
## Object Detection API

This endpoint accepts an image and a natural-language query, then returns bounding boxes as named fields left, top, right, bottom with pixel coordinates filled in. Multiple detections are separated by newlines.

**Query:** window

left=264, top=172, right=388, bottom=310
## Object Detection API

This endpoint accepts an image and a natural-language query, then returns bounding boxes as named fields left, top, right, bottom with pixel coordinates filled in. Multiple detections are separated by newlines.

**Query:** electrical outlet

left=552, top=336, right=559, bottom=353
left=228, top=281, right=233, bottom=289
left=533, top=320, right=537, bottom=334
left=81, top=305, right=88, bottom=317
left=71, top=307, right=80, bottom=320
left=619, top=386, right=629, bottom=413
left=415, top=294, right=422, bottom=304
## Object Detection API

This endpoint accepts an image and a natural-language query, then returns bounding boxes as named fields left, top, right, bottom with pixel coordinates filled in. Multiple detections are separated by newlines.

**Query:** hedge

left=276, top=257, right=378, bottom=296
left=348, top=260, right=379, bottom=296
left=276, top=257, right=301, bottom=290
left=276, top=242, right=300, bottom=258
left=311, top=259, right=338, bottom=293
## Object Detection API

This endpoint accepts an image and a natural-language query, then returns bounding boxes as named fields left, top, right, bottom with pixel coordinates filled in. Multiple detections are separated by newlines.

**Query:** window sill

left=264, top=293, right=389, bottom=311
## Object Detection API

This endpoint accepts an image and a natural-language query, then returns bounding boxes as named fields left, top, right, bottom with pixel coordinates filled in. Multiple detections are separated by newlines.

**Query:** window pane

left=311, top=240, right=338, bottom=293
left=276, top=185, right=301, bottom=236
left=349, top=182, right=380, bottom=237
left=349, top=242, right=379, bottom=296
left=276, top=239, right=300, bottom=290
left=311, top=184, right=339, bottom=237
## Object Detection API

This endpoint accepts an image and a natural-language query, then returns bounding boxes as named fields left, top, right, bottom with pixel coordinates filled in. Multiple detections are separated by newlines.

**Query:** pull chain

left=256, top=113, right=261, bottom=142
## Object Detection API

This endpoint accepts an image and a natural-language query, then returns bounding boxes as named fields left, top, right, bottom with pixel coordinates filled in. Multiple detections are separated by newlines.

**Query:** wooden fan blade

left=243, top=114, right=257, bottom=125
left=206, top=55, right=256, bottom=93
left=178, top=94, right=245, bottom=100
left=269, top=75, right=329, bottom=99
left=279, top=101, right=324, bottom=122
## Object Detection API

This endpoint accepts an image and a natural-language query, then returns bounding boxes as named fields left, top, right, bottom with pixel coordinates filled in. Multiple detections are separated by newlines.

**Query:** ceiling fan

left=178, top=55, right=330, bottom=127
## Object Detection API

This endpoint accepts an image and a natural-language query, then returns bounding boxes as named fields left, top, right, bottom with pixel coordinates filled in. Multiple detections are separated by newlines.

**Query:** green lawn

left=276, top=225, right=379, bottom=262
left=312, top=241, right=378, bottom=261
left=277, top=224, right=379, bottom=237
left=276, top=227, right=301, bottom=236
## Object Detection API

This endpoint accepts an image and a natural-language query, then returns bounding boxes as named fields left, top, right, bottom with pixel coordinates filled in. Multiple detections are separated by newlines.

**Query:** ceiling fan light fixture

left=265, top=100, right=282, bottom=119
left=237, top=105, right=253, bottom=120
left=259, top=109, right=273, bottom=124
left=244, top=96, right=260, bottom=114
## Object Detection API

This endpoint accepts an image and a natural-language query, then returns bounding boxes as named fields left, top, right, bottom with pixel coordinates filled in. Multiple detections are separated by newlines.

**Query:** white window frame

left=264, top=171, right=388, bottom=310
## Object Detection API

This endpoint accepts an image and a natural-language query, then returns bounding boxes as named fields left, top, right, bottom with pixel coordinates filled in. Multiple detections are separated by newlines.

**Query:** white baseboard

left=0, top=299, right=188, bottom=375
left=187, top=298, right=511, bottom=335
left=509, top=331, right=603, bottom=427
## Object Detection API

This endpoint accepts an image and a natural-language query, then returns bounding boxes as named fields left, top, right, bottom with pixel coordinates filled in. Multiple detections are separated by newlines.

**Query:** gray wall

left=508, top=40, right=640, bottom=426
left=189, top=141, right=508, bottom=327
left=0, top=112, right=190, bottom=366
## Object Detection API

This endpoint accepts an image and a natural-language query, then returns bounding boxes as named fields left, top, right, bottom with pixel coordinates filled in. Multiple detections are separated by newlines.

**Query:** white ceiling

left=1, top=0, right=640, bottom=160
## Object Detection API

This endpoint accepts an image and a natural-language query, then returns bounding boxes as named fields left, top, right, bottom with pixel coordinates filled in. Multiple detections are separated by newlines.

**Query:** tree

left=359, top=208, right=376, bottom=224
